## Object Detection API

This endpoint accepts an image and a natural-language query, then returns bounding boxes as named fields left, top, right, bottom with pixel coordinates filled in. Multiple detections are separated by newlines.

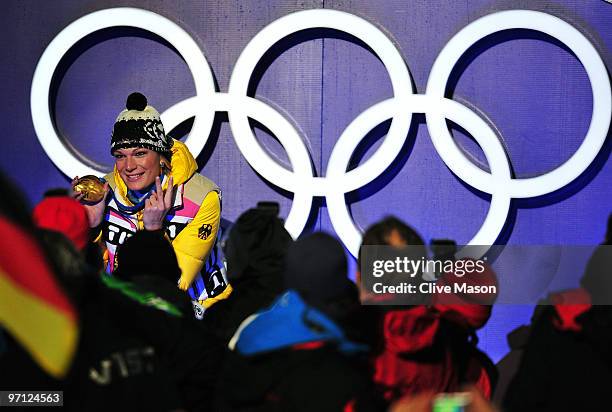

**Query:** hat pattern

left=110, top=92, right=172, bottom=156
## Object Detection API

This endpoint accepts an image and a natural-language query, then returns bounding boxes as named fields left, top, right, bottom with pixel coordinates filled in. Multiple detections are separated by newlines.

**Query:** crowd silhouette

left=0, top=170, right=609, bottom=412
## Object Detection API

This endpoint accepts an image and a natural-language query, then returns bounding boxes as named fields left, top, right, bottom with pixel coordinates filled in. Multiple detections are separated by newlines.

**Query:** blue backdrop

left=2, top=0, right=611, bottom=362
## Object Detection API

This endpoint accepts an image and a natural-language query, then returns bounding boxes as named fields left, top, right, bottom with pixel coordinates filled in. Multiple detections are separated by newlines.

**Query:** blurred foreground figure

left=202, top=206, right=292, bottom=344
left=38, top=228, right=224, bottom=412
left=215, top=233, right=383, bottom=411
left=0, top=171, right=223, bottom=411
left=503, top=214, right=612, bottom=412
left=359, top=217, right=497, bottom=402
left=114, top=230, right=194, bottom=317
left=36, top=229, right=185, bottom=411
left=0, top=173, right=79, bottom=381
left=33, top=189, right=103, bottom=270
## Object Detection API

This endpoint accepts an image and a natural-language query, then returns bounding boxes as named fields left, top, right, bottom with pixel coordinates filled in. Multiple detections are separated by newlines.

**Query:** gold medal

left=73, top=175, right=105, bottom=203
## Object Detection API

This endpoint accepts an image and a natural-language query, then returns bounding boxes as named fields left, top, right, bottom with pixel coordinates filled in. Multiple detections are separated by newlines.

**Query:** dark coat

left=202, top=208, right=292, bottom=345
left=0, top=274, right=224, bottom=412
left=214, top=291, right=383, bottom=412
left=503, top=288, right=612, bottom=412
left=77, top=275, right=226, bottom=412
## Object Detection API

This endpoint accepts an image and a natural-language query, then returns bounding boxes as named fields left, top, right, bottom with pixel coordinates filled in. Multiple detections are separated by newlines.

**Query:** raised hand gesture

left=143, top=176, right=175, bottom=231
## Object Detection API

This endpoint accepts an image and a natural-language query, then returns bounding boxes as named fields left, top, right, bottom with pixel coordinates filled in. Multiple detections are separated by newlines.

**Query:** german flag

left=0, top=216, right=78, bottom=378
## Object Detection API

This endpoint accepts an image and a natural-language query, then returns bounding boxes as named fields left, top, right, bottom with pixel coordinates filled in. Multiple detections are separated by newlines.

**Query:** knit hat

left=110, top=92, right=172, bottom=158
left=33, top=196, right=89, bottom=251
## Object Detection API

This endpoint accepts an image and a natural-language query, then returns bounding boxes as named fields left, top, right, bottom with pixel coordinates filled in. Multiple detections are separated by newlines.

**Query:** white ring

left=427, top=10, right=611, bottom=198
left=31, top=7, right=216, bottom=178
left=229, top=9, right=413, bottom=191
left=220, top=93, right=315, bottom=237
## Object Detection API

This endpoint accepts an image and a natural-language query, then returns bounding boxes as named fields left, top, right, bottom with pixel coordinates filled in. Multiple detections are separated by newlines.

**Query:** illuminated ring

left=31, top=7, right=216, bottom=178
left=219, top=93, right=316, bottom=238
left=426, top=9, right=611, bottom=198
left=30, top=8, right=611, bottom=258
left=327, top=95, right=513, bottom=256
left=228, top=8, right=413, bottom=238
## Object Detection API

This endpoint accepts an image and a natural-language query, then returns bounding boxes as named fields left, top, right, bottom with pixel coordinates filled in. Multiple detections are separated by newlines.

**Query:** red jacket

left=372, top=262, right=497, bottom=401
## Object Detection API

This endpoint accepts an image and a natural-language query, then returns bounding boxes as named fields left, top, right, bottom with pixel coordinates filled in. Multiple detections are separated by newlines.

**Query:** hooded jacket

left=503, top=245, right=612, bottom=411
left=101, top=139, right=231, bottom=307
left=201, top=208, right=292, bottom=344
left=502, top=288, right=612, bottom=411
left=215, top=291, right=381, bottom=412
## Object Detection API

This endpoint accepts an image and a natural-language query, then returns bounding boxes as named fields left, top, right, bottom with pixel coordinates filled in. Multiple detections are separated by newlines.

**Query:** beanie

left=33, top=196, right=89, bottom=251
left=110, top=92, right=172, bottom=158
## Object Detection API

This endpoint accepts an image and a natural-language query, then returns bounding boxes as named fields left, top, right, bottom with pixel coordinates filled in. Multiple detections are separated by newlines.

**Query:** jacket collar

left=229, top=291, right=368, bottom=356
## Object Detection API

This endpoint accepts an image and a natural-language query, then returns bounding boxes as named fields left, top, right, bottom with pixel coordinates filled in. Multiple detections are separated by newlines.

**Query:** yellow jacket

left=102, top=139, right=231, bottom=308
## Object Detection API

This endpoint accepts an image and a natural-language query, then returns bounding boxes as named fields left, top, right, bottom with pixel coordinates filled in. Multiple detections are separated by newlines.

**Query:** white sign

left=31, top=8, right=611, bottom=256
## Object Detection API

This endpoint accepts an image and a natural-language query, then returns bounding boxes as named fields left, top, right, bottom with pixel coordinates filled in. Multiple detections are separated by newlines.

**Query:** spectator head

left=114, top=230, right=181, bottom=283
left=580, top=213, right=612, bottom=304
left=357, top=216, right=426, bottom=281
left=284, top=232, right=357, bottom=315
left=361, top=216, right=425, bottom=249
left=33, top=193, right=89, bottom=251
left=224, top=207, right=292, bottom=289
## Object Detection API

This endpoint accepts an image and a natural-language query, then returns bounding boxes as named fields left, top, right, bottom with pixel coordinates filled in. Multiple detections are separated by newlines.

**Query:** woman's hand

left=71, top=176, right=109, bottom=228
left=143, top=176, right=174, bottom=231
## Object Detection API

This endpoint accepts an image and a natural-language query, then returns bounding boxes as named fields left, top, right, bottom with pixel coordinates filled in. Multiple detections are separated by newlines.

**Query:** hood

left=229, top=291, right=367, bottom=356
left=224, top=208, right=291, bottom=292
left=108, top=139, right=197, bottom=206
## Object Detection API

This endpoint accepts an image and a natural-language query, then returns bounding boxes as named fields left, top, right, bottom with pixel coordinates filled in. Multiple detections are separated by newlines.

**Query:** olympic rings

left=31, top=8, right=611, bottom=257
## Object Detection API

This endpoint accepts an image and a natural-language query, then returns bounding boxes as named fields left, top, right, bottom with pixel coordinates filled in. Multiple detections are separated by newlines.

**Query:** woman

left=74, top=92, right=231, bottom=309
